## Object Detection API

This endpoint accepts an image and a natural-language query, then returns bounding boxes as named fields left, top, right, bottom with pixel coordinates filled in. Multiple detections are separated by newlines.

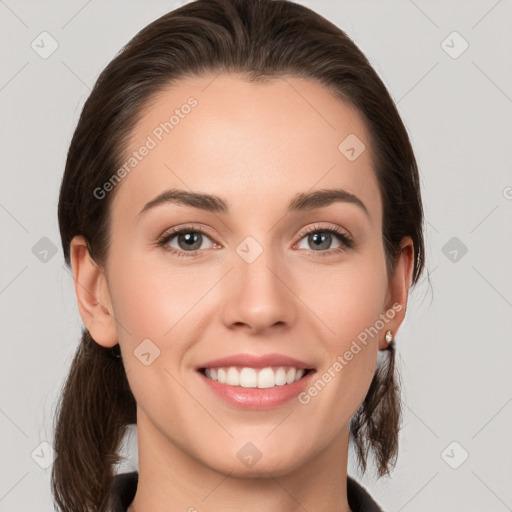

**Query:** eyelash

left=156, top=223, right=354, bottom=259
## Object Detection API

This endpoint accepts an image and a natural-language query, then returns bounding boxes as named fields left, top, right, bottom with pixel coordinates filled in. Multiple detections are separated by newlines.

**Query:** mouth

left=198, top=366, right=316, bottom=389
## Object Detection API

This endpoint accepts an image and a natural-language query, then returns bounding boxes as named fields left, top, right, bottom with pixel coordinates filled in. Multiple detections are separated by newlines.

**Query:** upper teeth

left=204, top=366, right=307, bottom=388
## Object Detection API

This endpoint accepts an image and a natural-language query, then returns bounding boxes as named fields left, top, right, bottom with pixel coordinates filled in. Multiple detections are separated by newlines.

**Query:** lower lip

left=197, top=370, right=316, bottom=410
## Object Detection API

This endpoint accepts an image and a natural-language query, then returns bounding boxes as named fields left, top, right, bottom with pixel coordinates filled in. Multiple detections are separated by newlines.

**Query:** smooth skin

left=70, top=74, right=414, bottom=512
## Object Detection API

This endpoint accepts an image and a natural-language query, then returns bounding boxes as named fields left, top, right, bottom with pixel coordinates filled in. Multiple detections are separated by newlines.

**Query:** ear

left=379, top=236, right=415, bottom=350
left=69, top=235, right=118, bottom=348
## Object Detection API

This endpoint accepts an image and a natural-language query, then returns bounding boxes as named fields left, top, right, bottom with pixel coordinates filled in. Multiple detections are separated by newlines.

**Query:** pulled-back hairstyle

left=53, top=0, right=425, bottom=510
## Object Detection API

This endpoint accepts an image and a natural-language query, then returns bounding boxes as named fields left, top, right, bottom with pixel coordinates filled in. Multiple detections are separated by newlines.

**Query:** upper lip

left=197, top=353, right=315, bottom=370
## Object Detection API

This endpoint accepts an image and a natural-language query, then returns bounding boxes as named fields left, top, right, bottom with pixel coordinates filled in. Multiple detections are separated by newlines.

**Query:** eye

left=156, top=225, right=217, bottom=257
left=294, top=224, right=354, bottom=256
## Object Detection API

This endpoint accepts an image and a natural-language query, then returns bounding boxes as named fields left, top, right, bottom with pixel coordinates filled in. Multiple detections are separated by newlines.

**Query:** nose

left=220, top=244, right=297, bottom=335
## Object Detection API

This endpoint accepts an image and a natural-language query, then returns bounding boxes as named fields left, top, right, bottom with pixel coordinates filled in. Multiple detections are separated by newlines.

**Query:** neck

left=127, top=410, right=353, bottom=512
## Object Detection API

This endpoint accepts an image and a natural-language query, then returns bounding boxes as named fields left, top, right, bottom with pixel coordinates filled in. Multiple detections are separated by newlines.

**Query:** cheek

left=303, top=250, right=388, bottom=345
left=301, top=255, right=387, bottom=405
left=107, top=250, right=197, bottom=343
left=107, top=254, right=199, bottom=410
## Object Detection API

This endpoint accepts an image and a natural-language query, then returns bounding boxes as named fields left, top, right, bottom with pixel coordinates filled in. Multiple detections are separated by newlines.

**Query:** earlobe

left=69, top=235, right=118, bottom=348
left=380, top=236, right=415, bottom=350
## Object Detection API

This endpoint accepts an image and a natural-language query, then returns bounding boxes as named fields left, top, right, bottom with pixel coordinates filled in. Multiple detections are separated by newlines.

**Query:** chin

left=200, top=443, right=311, bottom=479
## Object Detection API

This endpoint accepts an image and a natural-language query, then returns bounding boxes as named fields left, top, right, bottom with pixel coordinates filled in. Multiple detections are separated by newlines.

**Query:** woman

left=52, top=0, right=425, bottom=510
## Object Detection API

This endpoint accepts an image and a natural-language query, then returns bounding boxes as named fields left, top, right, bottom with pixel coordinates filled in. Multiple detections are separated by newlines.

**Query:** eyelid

left=157, top=223, right=218, bottom=243
left=295, top=223, right=353, bottom=244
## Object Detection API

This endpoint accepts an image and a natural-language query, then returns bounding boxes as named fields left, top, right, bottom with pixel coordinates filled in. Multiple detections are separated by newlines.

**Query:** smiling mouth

left=198, top=366, right=315, bottom=389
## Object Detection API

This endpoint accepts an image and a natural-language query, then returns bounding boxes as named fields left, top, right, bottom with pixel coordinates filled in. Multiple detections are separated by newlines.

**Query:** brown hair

left=53, top=0, right=425, bottom=509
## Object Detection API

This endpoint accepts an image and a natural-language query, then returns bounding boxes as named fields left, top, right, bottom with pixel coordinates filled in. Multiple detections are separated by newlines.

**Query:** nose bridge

left=235, top=232, right=283, bottom=296
left=222, top=232, right=295, bottom=331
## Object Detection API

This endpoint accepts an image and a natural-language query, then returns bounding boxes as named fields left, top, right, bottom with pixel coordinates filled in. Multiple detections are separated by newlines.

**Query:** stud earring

left=385, top=330, right=394, bottom=346
left=111, top=343, right=122, bottom=360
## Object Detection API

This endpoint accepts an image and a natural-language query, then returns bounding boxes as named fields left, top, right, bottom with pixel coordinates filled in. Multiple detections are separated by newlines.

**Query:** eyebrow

left=137, top=187, right=369, bottom=219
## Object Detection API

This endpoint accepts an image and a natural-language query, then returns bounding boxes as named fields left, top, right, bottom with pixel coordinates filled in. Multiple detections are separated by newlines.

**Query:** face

left=78, top=74, right=409, bottom=477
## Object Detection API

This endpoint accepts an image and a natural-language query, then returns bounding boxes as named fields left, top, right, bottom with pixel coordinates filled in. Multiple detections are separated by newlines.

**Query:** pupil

left=311, top=232, right=330, bottom=250
left=180, top=232, right=201, bottom=250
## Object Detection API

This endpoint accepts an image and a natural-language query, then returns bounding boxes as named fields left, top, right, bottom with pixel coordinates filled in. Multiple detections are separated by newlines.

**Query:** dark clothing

left=109, top=471, right=384, bottom=511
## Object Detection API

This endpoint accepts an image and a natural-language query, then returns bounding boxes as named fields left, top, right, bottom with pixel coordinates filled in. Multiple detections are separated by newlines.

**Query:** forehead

left=112, top=73, right=381, bottom=225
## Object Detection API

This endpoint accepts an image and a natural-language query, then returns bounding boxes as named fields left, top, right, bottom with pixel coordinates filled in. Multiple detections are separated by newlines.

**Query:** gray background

left=1, top=0, right=511, bottom=510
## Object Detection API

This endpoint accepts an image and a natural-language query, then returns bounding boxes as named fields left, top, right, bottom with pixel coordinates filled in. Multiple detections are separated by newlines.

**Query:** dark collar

left=109, top=471, right=384, bottom=512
